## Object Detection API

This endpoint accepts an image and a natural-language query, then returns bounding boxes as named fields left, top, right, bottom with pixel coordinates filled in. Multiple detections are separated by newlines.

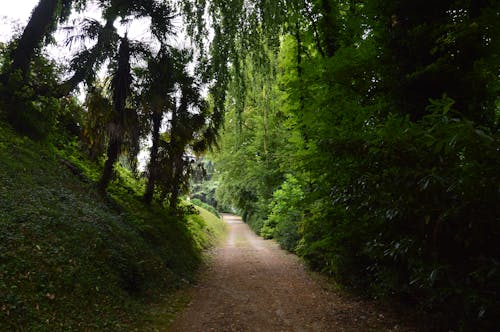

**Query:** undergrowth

left=0, top=122, right=225, bottom=330
left=190, top=198, right=220, bottom=218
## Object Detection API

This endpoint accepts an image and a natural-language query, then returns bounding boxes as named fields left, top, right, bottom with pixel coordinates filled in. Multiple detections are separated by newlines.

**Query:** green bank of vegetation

left=208, top=0, right=500, bottom=330
left=0, top=121, right=224, bottom=330
left=0, top=0, right=226, bottom=330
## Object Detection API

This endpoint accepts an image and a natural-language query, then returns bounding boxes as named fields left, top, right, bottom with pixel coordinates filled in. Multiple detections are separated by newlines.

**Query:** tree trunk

left=113, top=37, right=131, bottom=118
left=169, top=153, right=183, bottom=210
left=98, top=37, right=131, bottom=192
left=169, top=184, right=179, bottom=210
left=98, top=136, right=121, bottom=192
left=7, top=0, right=60, bottom=81
left=294, top=24, right=308, bottom=144
left=144, top=110, right=163, bottom=204
left=319, top=0, right=338, bottom=57
left=167, top=104, right=182, bottom=210
left=262, top=91, right=271, bottom=199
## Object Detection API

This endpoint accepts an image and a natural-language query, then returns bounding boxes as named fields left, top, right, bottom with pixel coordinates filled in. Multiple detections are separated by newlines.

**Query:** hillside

left=0, top=123, right=225, bottom=330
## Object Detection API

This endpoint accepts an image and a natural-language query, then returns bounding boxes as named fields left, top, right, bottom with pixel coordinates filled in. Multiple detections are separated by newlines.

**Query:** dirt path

left=170, top=214, right=414, bottom=332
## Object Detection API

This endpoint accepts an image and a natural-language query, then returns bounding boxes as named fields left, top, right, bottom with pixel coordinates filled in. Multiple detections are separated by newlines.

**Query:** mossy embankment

left=0, top=123, right=225, bottom=330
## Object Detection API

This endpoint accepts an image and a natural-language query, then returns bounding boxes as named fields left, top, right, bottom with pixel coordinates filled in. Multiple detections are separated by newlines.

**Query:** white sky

left=0, top=1, right=186, bottom=57
left=0, top=1, right=39, bottom=41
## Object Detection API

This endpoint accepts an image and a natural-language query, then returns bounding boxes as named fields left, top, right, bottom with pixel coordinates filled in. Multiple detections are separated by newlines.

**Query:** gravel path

left=170, top=214, right=415, bottom=331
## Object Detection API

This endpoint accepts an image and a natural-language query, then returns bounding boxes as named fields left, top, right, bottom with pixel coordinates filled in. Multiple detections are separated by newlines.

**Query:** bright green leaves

left=262, top=175, right=304, bottom=251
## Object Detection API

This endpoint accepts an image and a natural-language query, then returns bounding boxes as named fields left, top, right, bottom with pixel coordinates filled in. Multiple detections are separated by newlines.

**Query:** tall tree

left=142, top=49, right=175, bottom=204
left=159, top=51, right=209, bottom=209
left=76, top=0, right=176, bottom=192
left=97, top=36, right=133, bottom=191
left=1, top=0, right=85, bottom=82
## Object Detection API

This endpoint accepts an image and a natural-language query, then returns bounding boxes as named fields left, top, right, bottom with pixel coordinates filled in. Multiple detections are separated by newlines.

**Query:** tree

left=61, top=0, right=175, bottom=95
left=154, top=49, right=211, bottom=208
left=1, top=0, right=85, bottom=82
left=142, top=48, right=175, bottom=204
left=367, top=0, right=500, bottom=124
left=72, top=0, right=176, bottom=192
left=97, top=36, right=133, bottom=191
left=60, top=18, right=118, bottom=95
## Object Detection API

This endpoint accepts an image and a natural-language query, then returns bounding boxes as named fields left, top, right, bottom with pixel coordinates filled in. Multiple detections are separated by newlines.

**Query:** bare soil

left=170, top=214, right=417, bottom=332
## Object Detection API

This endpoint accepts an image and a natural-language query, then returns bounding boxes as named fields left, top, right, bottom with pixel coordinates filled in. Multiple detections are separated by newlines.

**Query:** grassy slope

left=0, top=123, right=225, bottom=331
left=191, top=206, right=227, bottom=247
left=134, top=207, right=227, bottom=331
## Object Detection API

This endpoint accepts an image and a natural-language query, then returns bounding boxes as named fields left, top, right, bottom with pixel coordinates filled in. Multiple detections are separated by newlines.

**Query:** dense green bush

left=297, top=102, right=500, bottom=329
left=190, top=198, right=220, bottom=218
left=0, top=48, right=66, bottom=139
left=262, top=175, right=304, bottom=251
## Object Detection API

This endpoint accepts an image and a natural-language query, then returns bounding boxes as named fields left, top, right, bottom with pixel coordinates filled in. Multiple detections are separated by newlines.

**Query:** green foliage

left=190, top=179, right=219, bottom=208
left=0, top=121, right=225, bottom=330
left=82, top=85, right=113, bottom=160
left=0, top=49, right=68, bottom=139
left=188, top=205, right=226, bottom=249
left=297, top=106, right=500, bottom=328
left=262, top=175, right=304, bottom=251
left=190, top=158, right=221, bottom=209
left=214, top=41, right=286, bottom=232
left=190, top=198, right=220, bottom=218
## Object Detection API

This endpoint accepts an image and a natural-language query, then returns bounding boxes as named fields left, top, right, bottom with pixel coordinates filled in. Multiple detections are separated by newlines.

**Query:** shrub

left=298, top=98, right=500, bottom=329
left=264, top=175, right=304, bottom=251
left=190, top=198, right=220, bottom=218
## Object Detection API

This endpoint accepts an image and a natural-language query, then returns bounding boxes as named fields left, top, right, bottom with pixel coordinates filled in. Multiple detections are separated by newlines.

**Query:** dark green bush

left=297, top=101, right=500, bottom=329
left=0, top=46, right=66, bottom=139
